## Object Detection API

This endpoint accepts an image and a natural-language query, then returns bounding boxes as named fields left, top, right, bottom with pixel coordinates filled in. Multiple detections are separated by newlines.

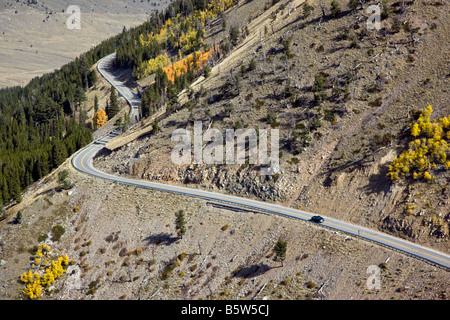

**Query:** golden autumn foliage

left=136, top=54, right=171, bottom=79
left=179, top=27, right=200, bottom=53
left=387, top=105, right=450, bottom=181
left=92, top=109, right=108, bottom=129
left=163, top=49, right=214, bottom=83
left=23, top=281, right=42, bottom=300
left=137, top=0, right=236, bottom=80
left=35, top=243, right=50, bottom=258
left=19, top=244, right=70, bottom=300
left=138, top=16, right=198, bottom=54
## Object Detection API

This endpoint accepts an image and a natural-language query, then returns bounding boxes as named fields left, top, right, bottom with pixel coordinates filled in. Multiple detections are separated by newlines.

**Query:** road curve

left=97, top=53, right=140, bottom=123
left=72, top=54, right=450, bottom=270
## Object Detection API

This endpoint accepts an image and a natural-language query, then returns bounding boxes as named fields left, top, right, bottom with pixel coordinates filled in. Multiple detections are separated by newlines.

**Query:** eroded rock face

left=133, top=161, right=286, bottom=201
left=382, top=214, right=449, bottom=242
left=107, top=141, right=288, bottom=202
left=382, top=216, right=415, bottom=238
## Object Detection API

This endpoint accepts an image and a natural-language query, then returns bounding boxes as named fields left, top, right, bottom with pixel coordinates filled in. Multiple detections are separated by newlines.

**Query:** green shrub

left=203, top=65, right=211, bottom=78
left=315, top=45, right=324, bottom=53
left=188, top=253, right=197, bottom=263
left=51, top=225, right=65, bottom=242
left=37, top=234, right=48, bottom=242
left=369, top=97, right=383, bottom=107
left=379, top=262, right=388, bottom=271
left=161, top=258, right=180, bottom=280
left=58, top=170, right=69, bottom=183
left=190, top=264, right=198, bottom=272
left=266, top=111, right=280, bottom=128
left=178, top=252, right=187, bottom=261
left=252, top=98, right=264, bottom=110
left=349, top=39, right=361, bottom=49
left=57, top=169, right=73, bottom=190
left=303, top=2, right=314, bottom=18
left=119, top=247, right=128, bottom=257
left=330, top=0, right=341, bottom=18
left=312, top=72, right=327, bottom=92
left=348, top=0, right=359, bottom=11
left=248, top=58, right=257, bottom=72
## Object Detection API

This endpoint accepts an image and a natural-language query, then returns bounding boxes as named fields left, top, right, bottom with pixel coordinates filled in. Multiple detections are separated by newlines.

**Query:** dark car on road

left=311, top=215, right=325, bottom=223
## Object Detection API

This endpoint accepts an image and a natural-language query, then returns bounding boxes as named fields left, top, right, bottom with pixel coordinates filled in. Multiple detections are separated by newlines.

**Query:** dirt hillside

left=0, top=161, right=448, bottom=300
left=0, top=0, right=448, bottom=301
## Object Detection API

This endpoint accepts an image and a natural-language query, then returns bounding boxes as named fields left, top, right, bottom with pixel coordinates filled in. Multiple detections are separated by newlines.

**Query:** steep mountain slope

left=0, top=160, right=448, bottom=300
left=96, top=0, right=450, bottom=253
left=0, top=0, right=448, bottom=301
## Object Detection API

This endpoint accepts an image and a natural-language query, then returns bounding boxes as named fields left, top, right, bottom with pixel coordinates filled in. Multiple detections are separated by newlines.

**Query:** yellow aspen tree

left=411, top=123, right=420, bottom=137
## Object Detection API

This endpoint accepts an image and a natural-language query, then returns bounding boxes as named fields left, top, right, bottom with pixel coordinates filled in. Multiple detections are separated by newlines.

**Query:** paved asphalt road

left=72, top=54, right=450, bottom=270
left=97, top=53, right=140, bottom=123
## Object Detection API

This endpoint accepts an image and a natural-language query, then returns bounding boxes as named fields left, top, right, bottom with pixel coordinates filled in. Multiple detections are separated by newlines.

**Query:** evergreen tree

left=273, top=240, right=287, bottom=266
left=7, top=170, right=22, bottom=204
left=203, top=65, right=211, bottom=78
left=0, top=177, right=9, bottom=205
left=92, top=112, right=99, bottom=131
left=51, top=139, right=68, bottom=167
left=108, top=87, right=120, bottom=119
left=152, top=118, right=160, bottom=134
left=348, top=0, right=359, bottom=11
left=94, top=95, right=99, bottom=113
left=175, top=209, right=186, bottom=239
left=15, top=211, right=22, bottom=224
left=248, top=58, right=257, bottom=72
left=0, top=0, right=241, bottom=206
left=105, top=101, right=110, bottom=119
left=229, top=26, right=240, bottom=47
left=87, top=70, right=98, bottom=88
left=140, top=92, right=149, bottom=118
left=330, top=0, right=341, bottom=18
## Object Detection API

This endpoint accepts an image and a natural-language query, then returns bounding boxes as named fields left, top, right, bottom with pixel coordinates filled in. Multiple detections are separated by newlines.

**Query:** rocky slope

left=0, top=0, right=449, bottom=301
left=94, top=0, right=449, bottom=254
left=0, top=161, right=448, bottom=300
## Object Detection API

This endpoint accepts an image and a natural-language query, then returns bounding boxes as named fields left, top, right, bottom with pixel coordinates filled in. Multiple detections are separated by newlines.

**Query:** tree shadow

left=361, top=163, right=392, bottom=196
left=322, top=157, right=372, bottom=188
left=232, top=263, right=272, bottom=278
left=327, top=45, right=348, bottom=54
left=107, top=65, right=138, bottom=92
left=207, top=28, right=223, bottom=40
left=93, top=147, right=112, bottom=159
left=35, top=187, right=57, bottom=199
left=143, top=233, right=178, bottom=246
left=208, top=92, right=225, bottom=104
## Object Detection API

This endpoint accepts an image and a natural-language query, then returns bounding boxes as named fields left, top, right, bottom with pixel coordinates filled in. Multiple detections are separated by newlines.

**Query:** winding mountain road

left=97, top=53, right=140, bottom=123
left=71, top=54, right=450, bottom=270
